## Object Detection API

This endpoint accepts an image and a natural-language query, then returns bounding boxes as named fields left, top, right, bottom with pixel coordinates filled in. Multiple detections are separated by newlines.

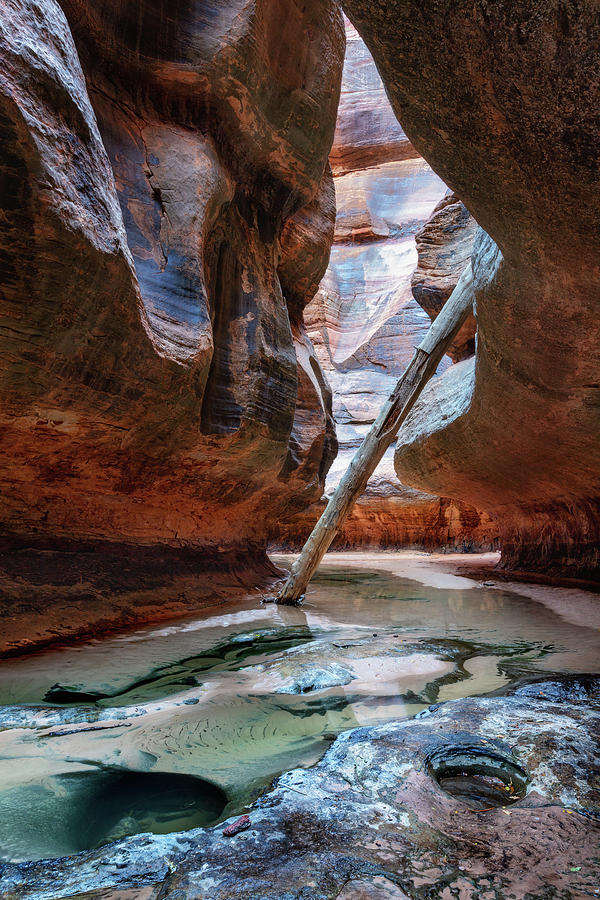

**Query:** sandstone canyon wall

left=272, top=17, right=498, bottom=552
left=0, top=0, right=344, bottom=554
left=341, top=0, right=600, bottom=579
left=0, top=0, right=347, bottom=648
left=1, top=0, right=598, bottom=636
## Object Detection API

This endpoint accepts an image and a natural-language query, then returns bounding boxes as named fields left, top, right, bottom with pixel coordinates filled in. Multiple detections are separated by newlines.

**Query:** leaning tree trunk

left=276, top=264, right=475, bottom=605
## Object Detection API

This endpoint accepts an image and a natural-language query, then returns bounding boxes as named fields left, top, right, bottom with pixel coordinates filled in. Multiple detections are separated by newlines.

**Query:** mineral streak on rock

left=339, top=0, right=600, bottom=578
left=278, top=164, right=338, bottom=324
left=0, top=0, right=344, bottom=563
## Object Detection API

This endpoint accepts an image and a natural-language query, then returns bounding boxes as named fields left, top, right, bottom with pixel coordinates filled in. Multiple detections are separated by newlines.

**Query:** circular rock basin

left=0, top=768, right=227, bottom=863
left=427, top=744, right=528, bottom=809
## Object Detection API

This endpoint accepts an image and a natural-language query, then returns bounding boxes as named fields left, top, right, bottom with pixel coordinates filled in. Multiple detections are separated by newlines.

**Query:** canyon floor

left=0, top=551, right=598, bottom=898
left=2, top=549, right=597, bottom=658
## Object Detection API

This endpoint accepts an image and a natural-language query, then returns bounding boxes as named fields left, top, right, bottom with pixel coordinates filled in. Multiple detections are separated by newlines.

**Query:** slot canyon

left=0, top=1, right=598, bottom=898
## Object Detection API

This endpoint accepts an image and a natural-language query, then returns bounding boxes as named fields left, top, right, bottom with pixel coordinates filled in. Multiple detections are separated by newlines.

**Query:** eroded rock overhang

left=340, top=0, right=600, bottom=578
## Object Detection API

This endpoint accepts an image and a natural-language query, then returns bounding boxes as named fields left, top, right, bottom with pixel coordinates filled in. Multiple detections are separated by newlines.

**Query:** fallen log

left=276, top=264, right=475, bottom=605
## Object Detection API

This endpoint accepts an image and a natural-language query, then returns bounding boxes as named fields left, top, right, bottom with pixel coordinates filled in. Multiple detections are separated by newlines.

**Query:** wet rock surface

left=4, top=553, right=599, bottom=876
left=2, top=678, right=598, bottom=899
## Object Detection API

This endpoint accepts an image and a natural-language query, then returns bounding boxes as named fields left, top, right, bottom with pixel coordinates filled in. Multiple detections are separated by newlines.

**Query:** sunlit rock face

left=412, top=191, right=478, bottom=363
left=315, top=157, right=448, bottom=375
left=0, top=0, right=343, bottom=555
left=341, top=0, right=600, bottom=578
left=329, top=16, right=415, bottom=176
left=271, top=17, right=496, bottom=551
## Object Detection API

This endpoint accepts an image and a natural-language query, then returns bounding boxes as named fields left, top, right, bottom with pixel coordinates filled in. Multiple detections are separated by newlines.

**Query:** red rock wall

left=0, top=0, right=344, bottom=554
left=342, top=0, right=600, bottom=579
left=271, top=485, right=498, bottom=553
left=2, top=0, right=597, bottom=586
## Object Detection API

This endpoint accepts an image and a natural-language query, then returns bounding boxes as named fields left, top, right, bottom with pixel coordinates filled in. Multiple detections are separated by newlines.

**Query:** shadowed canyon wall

left=0, top=0, right=346, bottom=646
left=339, top=0, right=600, bottom=578
left=0, top=0, right=344, bottom=556
left=271, top=17, right=498, bottom=552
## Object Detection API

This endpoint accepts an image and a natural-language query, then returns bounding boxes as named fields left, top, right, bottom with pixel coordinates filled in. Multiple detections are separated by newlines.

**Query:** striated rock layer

left=271, top=17, right=496, bottom=553
left=271, top=482, right=498, bottom=552
left=341, top=0, right=600, bottom=579
left=0, top=542, right=283, bottom=658
left=329, top=15, right=416, bottom=176
left=0, top=0, right=344, bottom=581
left=2, top=0, right=597, bottom=586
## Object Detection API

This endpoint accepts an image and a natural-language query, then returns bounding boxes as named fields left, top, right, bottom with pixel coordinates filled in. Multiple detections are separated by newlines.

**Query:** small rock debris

left=222, top=815, right=251, bottom=836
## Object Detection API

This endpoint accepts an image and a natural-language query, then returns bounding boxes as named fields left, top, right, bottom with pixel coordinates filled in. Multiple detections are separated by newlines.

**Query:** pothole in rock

left=0, top=768, right=227, bottom=863
left=427, top=744, right=528, bottom=809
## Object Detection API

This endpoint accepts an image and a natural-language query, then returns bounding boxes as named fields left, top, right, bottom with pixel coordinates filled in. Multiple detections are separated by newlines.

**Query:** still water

left=0, top=555, right=598, bottom=863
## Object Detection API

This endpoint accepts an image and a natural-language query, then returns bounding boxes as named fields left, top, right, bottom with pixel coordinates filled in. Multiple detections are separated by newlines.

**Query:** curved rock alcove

left=0, top=0, right=343, bottom=553
left=340, top=0, right=600, bottom=579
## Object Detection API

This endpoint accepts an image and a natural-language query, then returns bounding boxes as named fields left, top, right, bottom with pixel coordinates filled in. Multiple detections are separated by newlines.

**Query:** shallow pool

left=0, top=555, right=598, bottom=863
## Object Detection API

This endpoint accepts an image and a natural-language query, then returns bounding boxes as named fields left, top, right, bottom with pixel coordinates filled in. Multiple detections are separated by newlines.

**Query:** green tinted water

left=0, top=556, right=598, bottom=863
